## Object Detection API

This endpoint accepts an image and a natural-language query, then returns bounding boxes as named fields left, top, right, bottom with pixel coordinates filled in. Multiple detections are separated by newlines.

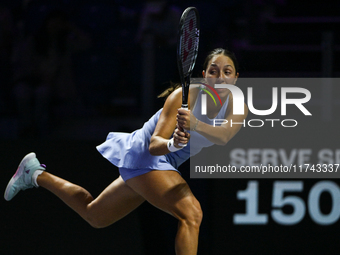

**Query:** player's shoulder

left=163, top=87, right=182, bottom=110
left=167, top=86, right=182, bottom=101
left=164, top=86, right=200, bottom=110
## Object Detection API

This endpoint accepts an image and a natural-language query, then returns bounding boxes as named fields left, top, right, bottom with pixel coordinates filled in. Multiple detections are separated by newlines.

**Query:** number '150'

left=233, top=181, right=340, bottom=225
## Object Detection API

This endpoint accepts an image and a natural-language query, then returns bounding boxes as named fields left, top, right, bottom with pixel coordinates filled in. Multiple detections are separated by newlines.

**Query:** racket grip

left=178, top=105, right=189, bottom=146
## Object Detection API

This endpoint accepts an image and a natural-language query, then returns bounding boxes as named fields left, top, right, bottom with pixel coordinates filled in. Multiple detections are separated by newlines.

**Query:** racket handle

left=181, top=104, right=188, bottom=110
left=178, top=105, right=189, bottom=146
left=181, top=104, right=188, bottom=132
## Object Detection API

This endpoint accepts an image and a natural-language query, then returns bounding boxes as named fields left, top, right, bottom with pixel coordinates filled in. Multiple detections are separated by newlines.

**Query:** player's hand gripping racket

left=177, top=7, right=200, bottom=145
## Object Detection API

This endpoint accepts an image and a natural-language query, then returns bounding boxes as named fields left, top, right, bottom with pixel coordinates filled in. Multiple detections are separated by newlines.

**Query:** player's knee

left=86, top=216, right=109, bottom=229
left=85, top=212, right=103, bottom=228
left=88, top=220, right=101, bottom=229
left=85, top=205, right=111, bottom=229
left=179, top=198, right=203, bottom=229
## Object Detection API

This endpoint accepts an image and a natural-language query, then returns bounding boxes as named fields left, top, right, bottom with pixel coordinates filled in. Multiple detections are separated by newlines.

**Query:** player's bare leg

left=37, top=172, right=145, bottom=228
left=127, top=170, right=202, bottom=255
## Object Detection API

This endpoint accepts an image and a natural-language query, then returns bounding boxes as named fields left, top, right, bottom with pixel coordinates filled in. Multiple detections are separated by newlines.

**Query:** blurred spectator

left=11, top=9, right=91, bottom=137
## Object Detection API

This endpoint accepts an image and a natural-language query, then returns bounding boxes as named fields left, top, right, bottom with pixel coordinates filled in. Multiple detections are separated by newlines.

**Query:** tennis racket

left=177, top=7, right=200, bottom=142
left=177, top=7, right=200, bottom=110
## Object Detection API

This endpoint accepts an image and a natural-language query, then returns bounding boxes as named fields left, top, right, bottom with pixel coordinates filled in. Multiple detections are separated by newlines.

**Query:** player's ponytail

left=158, top=82, right=181, bottom=99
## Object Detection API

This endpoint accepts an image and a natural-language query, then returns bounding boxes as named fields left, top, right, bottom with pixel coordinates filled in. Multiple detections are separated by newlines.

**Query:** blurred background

left=1, top=0, right=340, bottom=254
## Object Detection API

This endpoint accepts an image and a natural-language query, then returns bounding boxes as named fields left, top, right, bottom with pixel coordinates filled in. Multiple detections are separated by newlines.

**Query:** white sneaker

left=4, top=152, right=46, bottom=201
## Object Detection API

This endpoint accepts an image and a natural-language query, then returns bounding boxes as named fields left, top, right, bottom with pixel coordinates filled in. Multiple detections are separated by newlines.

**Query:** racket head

left=177, top=7, right=200, bottom=108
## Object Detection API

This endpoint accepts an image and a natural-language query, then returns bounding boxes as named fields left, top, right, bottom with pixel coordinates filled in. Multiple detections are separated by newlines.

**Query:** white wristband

left=167, top=138, right=183, bottom=152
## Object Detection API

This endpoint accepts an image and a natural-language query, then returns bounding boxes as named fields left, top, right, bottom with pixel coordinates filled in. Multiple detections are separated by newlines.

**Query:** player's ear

left=234, top=72, right=239, bottom=84
left=202, top=70, right=206, bottom=78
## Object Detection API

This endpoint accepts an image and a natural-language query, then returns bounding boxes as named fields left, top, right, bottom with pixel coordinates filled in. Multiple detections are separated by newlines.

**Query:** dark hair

left=203, top=48, right=239, bottom=74
left=158, top=48, right=239, bottom=98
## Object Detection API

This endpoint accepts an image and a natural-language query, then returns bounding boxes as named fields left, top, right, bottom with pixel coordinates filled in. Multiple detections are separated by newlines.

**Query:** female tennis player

left=5, top=48, right=248, bottom=255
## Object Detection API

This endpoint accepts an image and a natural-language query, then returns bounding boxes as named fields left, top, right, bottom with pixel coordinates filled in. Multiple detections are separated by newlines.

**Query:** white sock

left=32, top=170, right=44, bottom=187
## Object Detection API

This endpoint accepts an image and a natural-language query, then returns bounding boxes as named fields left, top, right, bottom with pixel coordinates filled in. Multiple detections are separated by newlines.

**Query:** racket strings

left=180, top=10, right=198, bottom=76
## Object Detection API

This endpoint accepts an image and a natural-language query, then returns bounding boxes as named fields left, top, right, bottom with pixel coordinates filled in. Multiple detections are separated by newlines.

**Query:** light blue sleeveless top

left=96, top=90, right=229, bottom=171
